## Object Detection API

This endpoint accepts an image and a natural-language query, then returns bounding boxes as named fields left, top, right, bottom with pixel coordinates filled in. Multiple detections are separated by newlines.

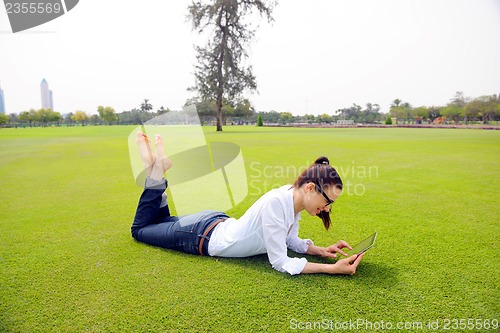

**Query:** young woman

left=131, top=132, right=364, bottom=275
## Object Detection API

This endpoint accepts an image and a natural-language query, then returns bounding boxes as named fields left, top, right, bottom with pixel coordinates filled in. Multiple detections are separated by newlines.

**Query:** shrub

left=257, top=115, right=263, bottom=127
left=385, top=116, right=393, bottom=125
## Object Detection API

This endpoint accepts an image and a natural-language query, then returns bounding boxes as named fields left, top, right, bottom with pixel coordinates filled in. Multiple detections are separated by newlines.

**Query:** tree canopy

left=97, top=106, right=118, bottom=125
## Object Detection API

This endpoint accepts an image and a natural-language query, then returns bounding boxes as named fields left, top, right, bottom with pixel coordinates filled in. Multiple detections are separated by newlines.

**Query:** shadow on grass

left=300, top=253, right=400, bottom=287
left=157, top=246, right=399, bottom=289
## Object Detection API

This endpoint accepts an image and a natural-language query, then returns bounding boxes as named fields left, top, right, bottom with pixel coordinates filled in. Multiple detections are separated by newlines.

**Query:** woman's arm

left=261, top=198, right=309, bottom=275
left=301, top=253, right=365, bottom=275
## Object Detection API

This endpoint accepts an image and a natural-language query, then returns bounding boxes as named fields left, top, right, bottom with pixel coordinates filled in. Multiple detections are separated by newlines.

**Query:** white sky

left=1, top=0, right=499, bottom=116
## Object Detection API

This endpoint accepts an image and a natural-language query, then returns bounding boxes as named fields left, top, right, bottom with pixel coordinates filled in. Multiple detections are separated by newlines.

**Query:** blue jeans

left=131, top=178, right=229, bottom=255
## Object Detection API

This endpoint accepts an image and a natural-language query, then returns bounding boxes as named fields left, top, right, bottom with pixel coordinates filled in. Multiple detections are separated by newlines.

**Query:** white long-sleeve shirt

left=208, top=185, right=313, bottom=275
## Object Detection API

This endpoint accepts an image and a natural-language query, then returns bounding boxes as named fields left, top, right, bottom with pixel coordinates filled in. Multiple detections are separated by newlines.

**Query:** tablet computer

left=336, top=232, right=378, bottom=259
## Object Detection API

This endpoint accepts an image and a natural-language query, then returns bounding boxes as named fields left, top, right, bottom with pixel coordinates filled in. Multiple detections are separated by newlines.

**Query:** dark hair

left=293, top=156, right=343, bottom=230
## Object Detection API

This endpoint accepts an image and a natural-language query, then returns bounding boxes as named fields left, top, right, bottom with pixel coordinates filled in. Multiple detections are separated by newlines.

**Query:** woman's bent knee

left=131, top=226, right=139, bottom=240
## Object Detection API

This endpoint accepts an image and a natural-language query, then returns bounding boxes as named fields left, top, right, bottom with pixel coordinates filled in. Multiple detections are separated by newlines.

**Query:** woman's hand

left=323, top=240, right=353, bottom=258
left=306, top=240, right=353, bottom=258
left=331, top=253, right=365, bottom=275
left=300, top=252, right=365, bottom=275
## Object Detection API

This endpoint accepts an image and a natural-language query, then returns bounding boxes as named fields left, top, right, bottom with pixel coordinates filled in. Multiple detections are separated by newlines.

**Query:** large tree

left=449, top=91, right=470, bottom=123
left=72, top=111, right=89, bottom=126
left=97, top=106, right=118, bottom=125
left=36, top=108, right=61, bottom=127
left=187, top=0, right=276, bottom=131
left=441, top=104, right=462, bottom=124
left=233, top=98, right=255, bottom=120
left=389, top=100, right=412, bottom=123
left=466, top=95, right=499, bottom=124
left=0, top=113, right=9, bottom=125
left=140, top=99, right=153, bottom=113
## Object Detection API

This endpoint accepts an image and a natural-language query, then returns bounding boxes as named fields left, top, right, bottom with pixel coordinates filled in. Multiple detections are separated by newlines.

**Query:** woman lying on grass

left=131, top=132, right=364, bottom=275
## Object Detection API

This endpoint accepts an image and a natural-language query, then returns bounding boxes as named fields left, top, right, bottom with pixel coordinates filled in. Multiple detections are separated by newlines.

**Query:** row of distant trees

left=1, top=92, right=499, bottom=128
left=0, top=97, right=256, bottom=127
left=0, top=106, right=120, bottom=127
left=388, top=92, right=500, bottom=124
left=0, top=98, right=380, bottom=127
left=0, top=100, right=158, bottom=127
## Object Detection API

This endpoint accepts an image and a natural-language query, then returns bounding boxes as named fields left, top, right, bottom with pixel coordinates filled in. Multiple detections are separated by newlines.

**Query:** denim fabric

left=131, top=178, right=229, bottom=255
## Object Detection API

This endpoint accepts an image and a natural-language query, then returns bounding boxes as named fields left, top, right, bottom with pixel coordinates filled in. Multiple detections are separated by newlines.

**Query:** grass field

left=0, top=126, right=498, bottom=332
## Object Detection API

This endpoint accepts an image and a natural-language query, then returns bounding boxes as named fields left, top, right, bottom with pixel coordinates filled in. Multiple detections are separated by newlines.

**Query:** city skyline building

left=49, top=90, right=54, bottom=111
left=40, top=78, right=54, bottom=110
left=0, top=84, right=5, bottom=114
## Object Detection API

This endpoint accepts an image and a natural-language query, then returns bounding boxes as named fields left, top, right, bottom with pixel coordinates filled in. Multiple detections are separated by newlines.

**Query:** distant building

left=40, top=78, right=54, bottom=110
left=49, top=90, right=54, bottom=111
left=336, top=119, right=355, bottom=125
left=0, top=84, right=5, bottom=114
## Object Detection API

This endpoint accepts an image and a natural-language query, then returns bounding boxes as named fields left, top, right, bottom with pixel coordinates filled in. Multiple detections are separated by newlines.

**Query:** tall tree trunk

left=215, top=5, right=227, bottom=132
left=216, top=93, right=223, bottom=131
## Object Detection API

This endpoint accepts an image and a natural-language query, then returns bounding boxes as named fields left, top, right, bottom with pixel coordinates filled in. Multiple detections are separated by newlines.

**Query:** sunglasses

left=315, top=183, right=334, bottom=207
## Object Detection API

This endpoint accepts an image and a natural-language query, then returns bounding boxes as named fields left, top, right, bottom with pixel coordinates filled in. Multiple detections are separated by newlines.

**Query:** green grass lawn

left=0, top=126, right=498, bottom=332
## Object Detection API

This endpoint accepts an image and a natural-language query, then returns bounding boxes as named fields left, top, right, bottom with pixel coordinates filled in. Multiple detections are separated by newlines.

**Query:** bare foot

left=155, top=134, right=173, bottom=172
left=150, top=134, right=173, bottom=180
left=136, top=131, right=155, bottom=176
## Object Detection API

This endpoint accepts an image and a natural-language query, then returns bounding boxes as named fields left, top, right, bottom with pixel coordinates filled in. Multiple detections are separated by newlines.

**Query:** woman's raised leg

left=150, top=134, right=172, bottom=181
left=136, top=131, right=155, bottom=177
left=131, top=133, right=174, bottom=240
